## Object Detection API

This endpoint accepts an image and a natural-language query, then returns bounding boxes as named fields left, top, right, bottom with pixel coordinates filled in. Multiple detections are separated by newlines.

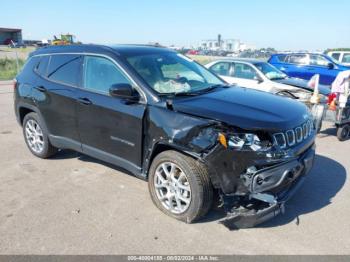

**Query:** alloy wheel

left=25, top=119, right=44, bottom=153
left=154, top=162, right=191, bottom=214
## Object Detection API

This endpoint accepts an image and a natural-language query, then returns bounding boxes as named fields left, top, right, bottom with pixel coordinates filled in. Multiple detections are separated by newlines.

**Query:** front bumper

left=220, top=144, right=315, bottom=229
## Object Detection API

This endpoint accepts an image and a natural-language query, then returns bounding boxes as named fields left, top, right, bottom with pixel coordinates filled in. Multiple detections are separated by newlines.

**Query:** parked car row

left=15, top=44, right=347, bottom=229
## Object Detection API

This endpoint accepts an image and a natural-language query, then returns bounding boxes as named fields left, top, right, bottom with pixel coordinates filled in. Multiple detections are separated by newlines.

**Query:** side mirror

left=254, top=76, right=264, bottom=83
left=109, top=83, right=137, bottom=99
left=327, top=63, right=334, bottom=69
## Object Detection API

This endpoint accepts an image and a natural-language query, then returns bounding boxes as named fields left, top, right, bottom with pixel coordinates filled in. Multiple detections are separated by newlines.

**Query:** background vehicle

left=327, top=51, right=350, bottom=66
left=52, top=34, right=77, bottom=45
left=269, top=53, right=350, bottom=85
left=14, top=45, right=316, bottom=228
left=206, top=59, right=330, bottom=132
left=206, top=59, right=330, bottom=101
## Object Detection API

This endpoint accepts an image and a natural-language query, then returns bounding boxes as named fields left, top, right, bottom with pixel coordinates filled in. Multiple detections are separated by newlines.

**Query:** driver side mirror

left=254, top=75, right=264, bottom=83
left=109, top=83, right=138, bottom=100
left=327, top=62, right=335, bottom=69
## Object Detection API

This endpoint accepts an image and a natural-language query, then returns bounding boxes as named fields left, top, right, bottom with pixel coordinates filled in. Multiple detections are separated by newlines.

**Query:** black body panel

left=14, top=44, right=316, bottom=202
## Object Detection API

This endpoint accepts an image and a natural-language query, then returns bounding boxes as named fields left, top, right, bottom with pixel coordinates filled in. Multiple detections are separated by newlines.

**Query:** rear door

left=208, top=61, right=234, bottom=83
left=76, top=55, right=146, bottom=173
left=34, top=54, right=82, bottom=149
left=283, top=54, right=310, bottom=79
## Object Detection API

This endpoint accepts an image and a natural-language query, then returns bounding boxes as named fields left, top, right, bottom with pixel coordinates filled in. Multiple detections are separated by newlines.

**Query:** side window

left=47, top=55, right=81, bottom=86
left=287, top=54, right=308, bottom=65
left=232, top=63, right=258, bottom=80
left=83, top=56, right=131, bottom=94
left=209, top=62, right=231, bottom=76
left=36, top=56, right=50, bottom=77
left=19, top=56, right=40, bottom=79
left=276, top=55, right=287, bottom=62
left=331, top=53, right=340, bottom=61
left=309, top=55, right=329, bottom=67
left=342, top=54, right=350, bottom=63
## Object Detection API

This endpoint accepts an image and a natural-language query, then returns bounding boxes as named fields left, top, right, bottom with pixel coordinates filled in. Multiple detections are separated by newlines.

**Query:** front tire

left=148, top=150, right=213, bottom=223
left=22, top=112, right=58, bottom=158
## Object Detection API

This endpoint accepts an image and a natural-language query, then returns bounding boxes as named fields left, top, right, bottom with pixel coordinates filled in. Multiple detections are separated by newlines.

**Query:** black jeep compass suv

left=14, top=44, right=316, bottom=227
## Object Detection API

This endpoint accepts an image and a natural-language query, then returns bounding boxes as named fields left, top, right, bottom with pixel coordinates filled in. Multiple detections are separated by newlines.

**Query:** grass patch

left=187, top=55, right=217, bottom=65
left=0, top=58, right=25, bottom=80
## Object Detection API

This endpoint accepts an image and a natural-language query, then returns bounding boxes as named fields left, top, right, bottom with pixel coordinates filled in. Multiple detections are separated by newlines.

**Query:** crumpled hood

left=273, top=77, right=331, bottom=96
left=172, top=87, right=310, bottom=131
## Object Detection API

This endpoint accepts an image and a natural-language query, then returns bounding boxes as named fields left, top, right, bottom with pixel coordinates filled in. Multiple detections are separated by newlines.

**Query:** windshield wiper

left=193, top=84, right=228, bottom=94
left=159, top=84, right=227, bottom=97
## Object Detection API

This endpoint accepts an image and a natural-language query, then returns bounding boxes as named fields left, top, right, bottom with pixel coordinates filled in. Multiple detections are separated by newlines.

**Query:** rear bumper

left=220, top=144, right=315, bottom=229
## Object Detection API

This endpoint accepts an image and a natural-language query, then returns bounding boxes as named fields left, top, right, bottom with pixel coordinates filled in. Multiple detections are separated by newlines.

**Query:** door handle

left=77, top=97, right=92, bottom=105
left=34, top=86, right=47, bottom=92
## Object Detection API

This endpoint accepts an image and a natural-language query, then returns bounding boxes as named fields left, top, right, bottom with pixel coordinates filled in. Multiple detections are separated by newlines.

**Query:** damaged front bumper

left=220, top=144, right=315, bottom=229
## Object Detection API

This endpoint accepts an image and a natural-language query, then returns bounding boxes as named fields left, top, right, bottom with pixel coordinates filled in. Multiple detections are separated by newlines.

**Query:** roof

left=208, top=58, right=267, bottom=64
left=272, top=52, right=326, bottom=56
left=30, top=44, right=174, bottom=57
left=0, top=27, right=22, bottom=33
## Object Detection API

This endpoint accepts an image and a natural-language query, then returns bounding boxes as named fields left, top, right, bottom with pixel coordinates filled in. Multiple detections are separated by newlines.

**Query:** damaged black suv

left=14, top=45, right=315, bottom=227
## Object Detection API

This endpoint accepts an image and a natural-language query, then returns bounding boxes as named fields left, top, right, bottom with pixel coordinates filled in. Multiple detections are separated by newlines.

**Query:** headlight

left=226, top=133, right=272, bottom=151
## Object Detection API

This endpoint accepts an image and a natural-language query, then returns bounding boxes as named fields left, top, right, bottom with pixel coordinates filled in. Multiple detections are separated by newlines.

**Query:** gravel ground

left=0, top=82, right=349, bottom=254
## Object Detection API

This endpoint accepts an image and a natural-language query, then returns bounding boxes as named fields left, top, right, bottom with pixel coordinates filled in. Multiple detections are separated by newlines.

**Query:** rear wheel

left=23, top=112, right=58, bottom=158
left=148, top=150, right=213, bottom=223
left=337, top=124, right=350, bottom=141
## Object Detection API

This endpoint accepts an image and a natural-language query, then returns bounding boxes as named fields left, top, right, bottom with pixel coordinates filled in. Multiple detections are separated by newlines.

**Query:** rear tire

left=337, top=124, right=350, bottom=141
left=22, top=112, right=58, bottom=158
left=148, top=150, right=213, bottom=223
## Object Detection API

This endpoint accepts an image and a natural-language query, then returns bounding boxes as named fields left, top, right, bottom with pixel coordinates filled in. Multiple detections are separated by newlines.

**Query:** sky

left=1, top=0, right=349, bottom=51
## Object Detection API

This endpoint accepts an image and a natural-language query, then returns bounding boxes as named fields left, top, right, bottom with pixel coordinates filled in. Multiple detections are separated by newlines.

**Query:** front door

left=76, top=55, right=146, bottom=174
left=230, top=62, right=264, bottom=90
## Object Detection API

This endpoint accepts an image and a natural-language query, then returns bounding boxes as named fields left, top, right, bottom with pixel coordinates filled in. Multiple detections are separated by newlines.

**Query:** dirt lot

left=0, top=81, right=349, bottom=254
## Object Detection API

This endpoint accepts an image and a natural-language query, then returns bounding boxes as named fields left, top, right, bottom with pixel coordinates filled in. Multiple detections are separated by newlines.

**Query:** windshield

left=125, top=52, right=224, bottom=95
left=254, top=62, right=287, bottom=80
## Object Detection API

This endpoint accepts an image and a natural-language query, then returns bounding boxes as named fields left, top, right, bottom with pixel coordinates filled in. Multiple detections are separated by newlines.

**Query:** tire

left=148, top=150, right=213, bottom=223
left=337, top=124, right=350, bottom=141
left=22, top=112, right=58, bottom=158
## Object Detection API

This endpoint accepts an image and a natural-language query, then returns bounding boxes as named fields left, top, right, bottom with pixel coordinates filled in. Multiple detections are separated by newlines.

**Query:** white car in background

left=327, top=51, right=350, bottom=66
left=206, top=59, right=331, bottom=132
left=205, top=59, right=330, bottom=103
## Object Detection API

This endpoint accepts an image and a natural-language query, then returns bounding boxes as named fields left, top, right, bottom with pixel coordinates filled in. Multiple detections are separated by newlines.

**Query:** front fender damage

left=143, top=105, right=315, bottom=229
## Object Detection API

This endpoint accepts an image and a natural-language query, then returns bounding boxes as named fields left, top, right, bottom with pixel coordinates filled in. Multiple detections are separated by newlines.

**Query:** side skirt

left=49, top=135, right=145, bottom=179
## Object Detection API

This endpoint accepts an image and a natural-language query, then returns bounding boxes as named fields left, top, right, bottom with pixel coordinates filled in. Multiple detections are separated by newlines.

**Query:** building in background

left=0, top=27, right=22, bottom=45
left=200, top=34, right=255, bottom=53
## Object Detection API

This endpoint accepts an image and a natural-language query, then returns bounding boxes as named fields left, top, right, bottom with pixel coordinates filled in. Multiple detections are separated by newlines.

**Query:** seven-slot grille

left=273, top=120, right=314, bottom=148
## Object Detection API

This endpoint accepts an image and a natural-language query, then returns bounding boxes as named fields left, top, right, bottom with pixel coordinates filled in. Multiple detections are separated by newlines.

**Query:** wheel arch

left=144, top=141, right=203, bottom=179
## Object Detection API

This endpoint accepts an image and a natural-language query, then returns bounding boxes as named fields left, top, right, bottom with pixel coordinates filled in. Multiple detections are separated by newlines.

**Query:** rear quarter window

left=35, top=56, right=50, bottom=77
left=47, top=54, right=82, bottom=86
left=18, top=56, right=40, bottom=79
left=276, top=55, right=287, bottom=62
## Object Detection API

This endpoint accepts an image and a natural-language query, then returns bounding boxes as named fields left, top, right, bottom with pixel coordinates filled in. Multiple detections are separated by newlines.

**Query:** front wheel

left=148, top=150, right=213, bottom=223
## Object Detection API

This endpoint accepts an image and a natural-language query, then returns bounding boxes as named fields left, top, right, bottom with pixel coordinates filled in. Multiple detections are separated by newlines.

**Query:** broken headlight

left=227, top=133, right=272, bottom=151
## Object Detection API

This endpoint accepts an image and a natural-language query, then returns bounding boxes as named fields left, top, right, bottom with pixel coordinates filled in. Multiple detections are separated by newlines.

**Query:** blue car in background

left=269, top=53, right=350, bottom=85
